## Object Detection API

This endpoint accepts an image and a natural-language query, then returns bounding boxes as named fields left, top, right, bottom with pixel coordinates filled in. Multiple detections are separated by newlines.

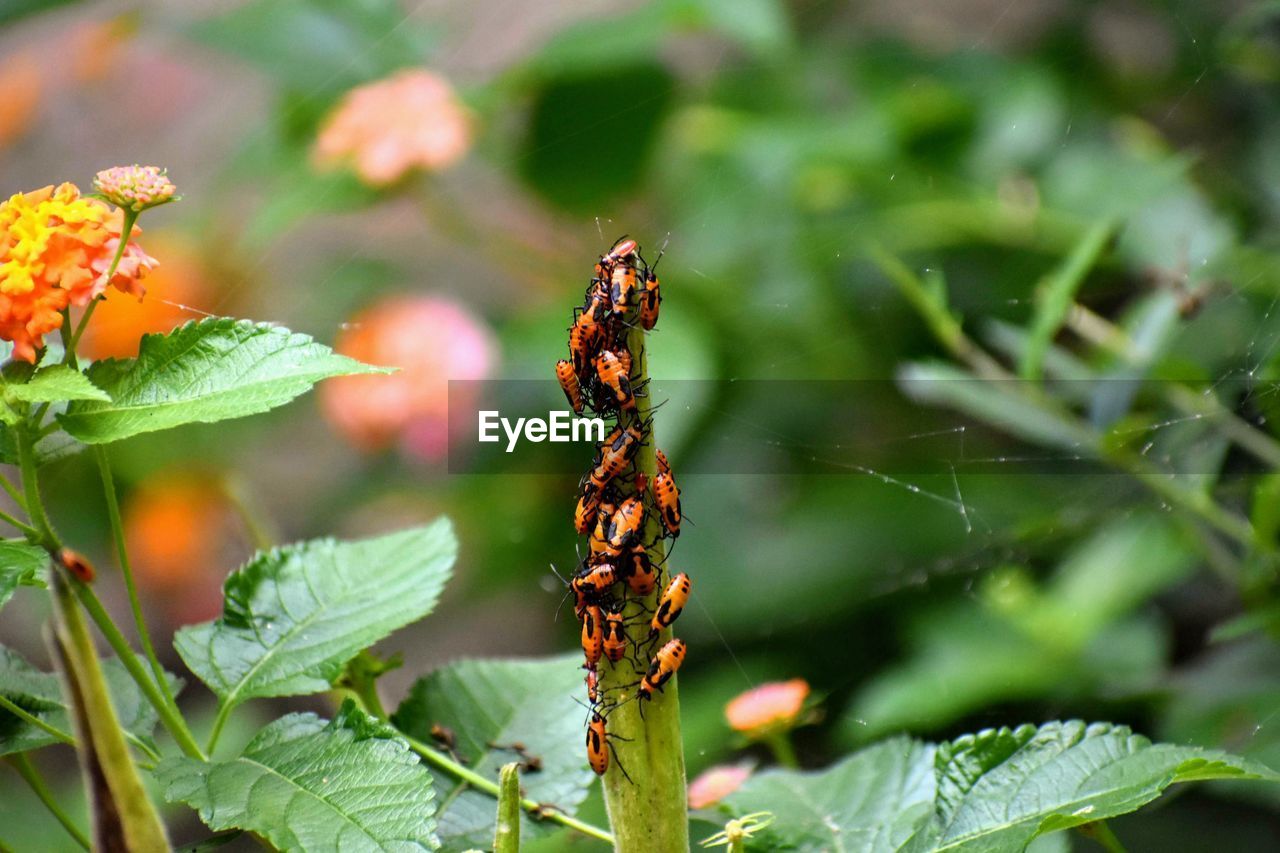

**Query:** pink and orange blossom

left=0, top=183, right=155, bottom=361
left=321, top=295, right=497, bottom=461
left=314, top=69, right=473, bottom=186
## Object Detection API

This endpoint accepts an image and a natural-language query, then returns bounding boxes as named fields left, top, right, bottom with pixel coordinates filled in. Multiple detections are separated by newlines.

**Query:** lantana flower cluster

left=0, top=181, right=156, bottom=361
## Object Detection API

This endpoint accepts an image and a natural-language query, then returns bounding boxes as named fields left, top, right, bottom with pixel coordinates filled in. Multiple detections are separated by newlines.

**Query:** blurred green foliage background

left=3, top=0, right=1280, bottom=848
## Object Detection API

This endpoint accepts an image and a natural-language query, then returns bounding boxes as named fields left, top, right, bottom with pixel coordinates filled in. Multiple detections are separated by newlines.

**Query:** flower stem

left=596, top=323, right=690, bottom=852
left=7, top=753, right=90, bottom=850
left=93, top=445, right=182, bottom=718
left=64, top=208, right=137, bottom=368
left=14, top=422, right=204, bottom=761
left=764, top=731, right=799, bottom=769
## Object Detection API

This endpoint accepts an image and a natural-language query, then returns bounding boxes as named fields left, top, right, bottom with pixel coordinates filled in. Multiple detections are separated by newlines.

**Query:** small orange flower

left=313, top=69, right=472, bottom=186
left=687, top=763, right=753, bottom=809
left=0, top=183, right=156, bottom=361
left=725, top=679, right=810, bottom=738
left=321, top=295, right=497, bottom=461
left=0, top=53, right=41, bottom=151
left=125, top=473, right=244, bottom=623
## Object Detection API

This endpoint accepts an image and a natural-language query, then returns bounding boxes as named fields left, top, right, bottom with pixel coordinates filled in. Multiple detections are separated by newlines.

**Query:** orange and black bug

left=573, top=562, right=618, bottom=602
left=653, top=471, right=681, bottom=537
left=639, top=266, right=662, bottom=330
left=625, top=543, right=659, bottom=595
left=609, top=259, right=639, bottom=316
left=585, top=667, right=600, bottom=705
left=607, top=497, right=645, bottom=551
left=58, top=548, right=95, bottom=583
left=599, top=237, right=639, bottom=271
left=650, top=573, right=690, bottom=637
left=586, top=710, right=633, bottom=780
left=588, top=500, right=622, bottom=560
left=569, top=296, right=608, bottom=375
left=656, top=448, right=671, bottom=476
left=638, top=638, right=687, bottom=705
left=581, top=605, right=604, bottom=666
left=556, top=359, right=584, bottom=415
left=574, top=485, right=602, bottom=535
left=595, top=350, right=635, bottom=412
left=585, top=426, right=639, bottom=492
left=602, top=607, right=628, bottom=663
left=610, top=344, right=633, bottom=379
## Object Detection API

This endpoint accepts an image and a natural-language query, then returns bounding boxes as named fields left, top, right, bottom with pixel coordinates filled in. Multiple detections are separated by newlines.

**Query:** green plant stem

left=0, top=471, right=28, bottom=511
left=64, top=208, right=136, bottom=368
left=7, top=753, right=90, bottom=850
left=70, top=582, right=206, bottom=760
left=343, top=687, right=614, bottom=847
left=0, top=694, right=76, bottom=746
left=206, top=703, right=232, bottom=755
left=1078, top=820, right=1129, bottom=853
left=15, top=422, right=205, bottom=761
left=596, top=323, right=690, bottom=853
left=94, top=445, right=181, bottom=715
left=1065, top=303, right=1280, bottom=470
left=763, top=731, right=799, bottom=769
left=494, top=763, right=522, bottom=853
left=403, top=734, right=615, bottom=845
left=0, top=506, right=39, bottom=538
left=881, top=250, right=1261, bottom=555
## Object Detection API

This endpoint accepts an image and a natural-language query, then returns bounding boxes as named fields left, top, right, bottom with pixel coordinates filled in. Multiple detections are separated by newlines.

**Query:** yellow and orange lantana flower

left=0, top=182, right=155, bottom=361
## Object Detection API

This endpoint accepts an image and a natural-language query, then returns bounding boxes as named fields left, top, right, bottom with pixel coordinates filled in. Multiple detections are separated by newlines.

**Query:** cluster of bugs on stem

left=553, top=237, right=689, bottom=783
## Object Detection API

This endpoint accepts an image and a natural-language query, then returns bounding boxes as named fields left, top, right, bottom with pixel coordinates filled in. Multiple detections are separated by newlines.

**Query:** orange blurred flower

left=321, top=295, right=497, bottom=462
left=725, top=679, right=811, bottom=738
left=0, top=183, right=156, bottom=361
left=69, top=16, right=132, bottom=84
left=125, top=473, right=244, bottom=623
left=0, top=53, right=41, bottom=151
left=313, top=69, right=472, bottom=186
left=80, top=233, right=208, bottom=360
left=687, top=763, right=753, bottom=809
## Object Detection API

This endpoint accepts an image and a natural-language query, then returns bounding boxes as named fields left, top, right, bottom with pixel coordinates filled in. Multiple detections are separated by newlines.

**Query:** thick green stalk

left=16, top=423, right=205, bottom=760
left=7, top=753, right=90, bottom=850
left=597, top=324, right=690, bottom=852
left=49, top=569, right=170, bottom=850
left=94, top=445, right=181, bottom=715
left=493, top=763, right=522, bottom=853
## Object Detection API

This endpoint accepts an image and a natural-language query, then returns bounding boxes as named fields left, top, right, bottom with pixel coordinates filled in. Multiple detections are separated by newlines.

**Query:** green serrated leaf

left=175, top=520, right=455, bottom=713
left=4, top=365, right=110, bottom=403
left=722, top=721, right=1279, bottom=853
left=157, top=699, right=439, bottom=852
left=918, top=721, right=1277, bottom=851
left=721, top=737, right=936, bottom=852
left=59, top=317, right=386, bottom=444
left=0, top=644, right=181, bottom=756
left=391, top=656, right=595, bottom=850
left=0, top=540, right=48, bottom=613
